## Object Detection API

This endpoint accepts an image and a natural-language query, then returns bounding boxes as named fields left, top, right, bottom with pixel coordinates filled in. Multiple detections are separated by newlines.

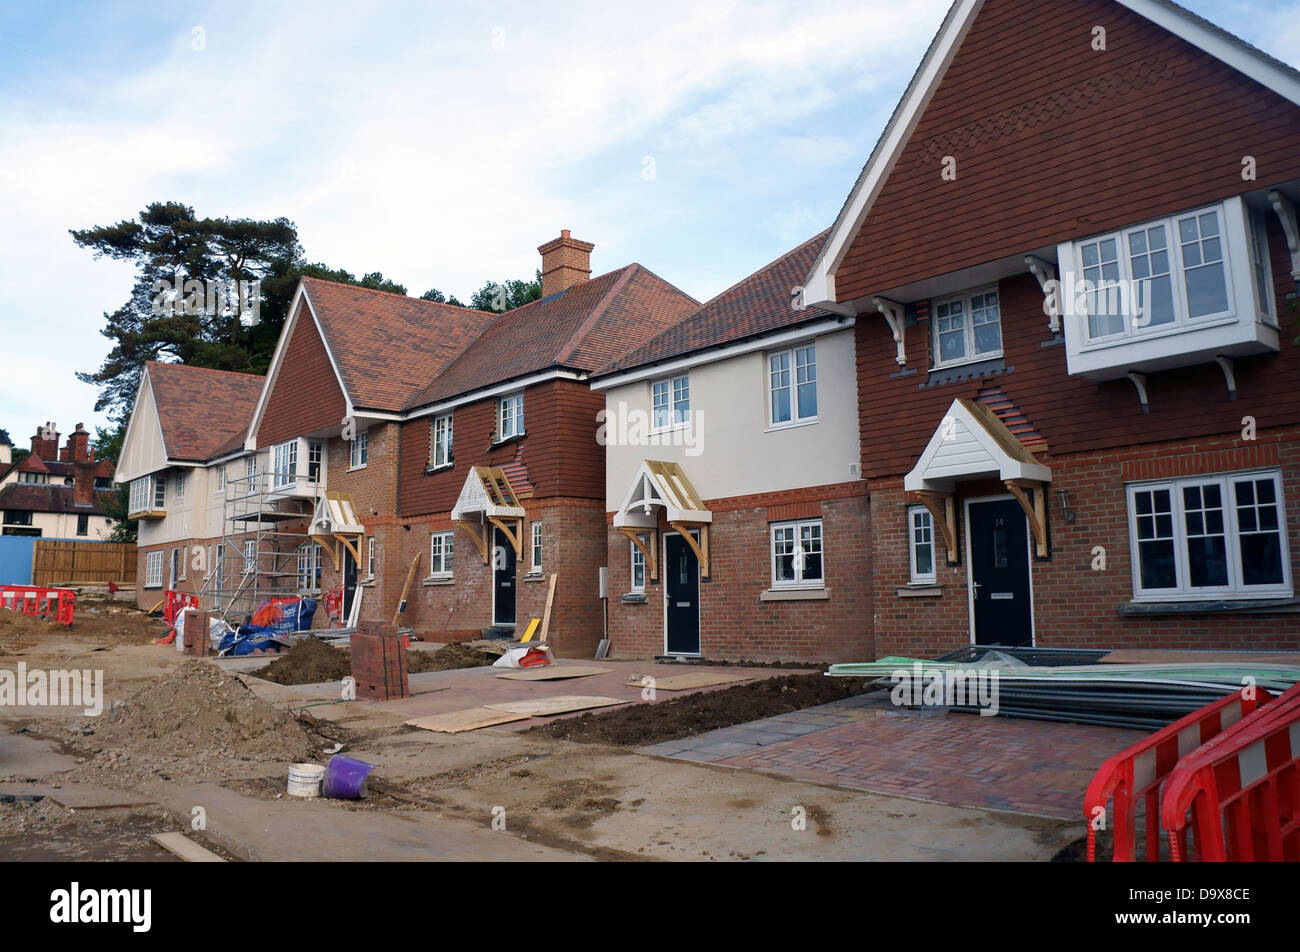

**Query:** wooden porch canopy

left=309, top=490, right=366, bottom=571
left=613, top=460, right=712, bottom=581
left=451, top=466, right=527, bottom=565
left=904, top=399, right=1053, bottom=562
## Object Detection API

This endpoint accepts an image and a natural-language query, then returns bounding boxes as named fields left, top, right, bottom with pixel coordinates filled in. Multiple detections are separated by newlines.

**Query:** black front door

left=342, top=548, right=358, bottom=622
left=664, top=532, right=700, bottom=655
left=968, top=499, right=1033, bottom=647
left=493, top=527, right=516, bottom=626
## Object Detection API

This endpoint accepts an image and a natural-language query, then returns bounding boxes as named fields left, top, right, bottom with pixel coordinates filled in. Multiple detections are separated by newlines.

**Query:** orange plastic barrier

left=0, top=584, right=75, bottom=626
left=1161, top=683, right=1300, bottom=862
left=163, top=589, right=199, bottom=625
left=1084, top=688, right=1271, bottom=862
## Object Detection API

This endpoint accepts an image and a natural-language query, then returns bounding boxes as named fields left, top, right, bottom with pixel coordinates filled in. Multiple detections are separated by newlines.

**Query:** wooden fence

left=32, top=540, right=136, bottom=587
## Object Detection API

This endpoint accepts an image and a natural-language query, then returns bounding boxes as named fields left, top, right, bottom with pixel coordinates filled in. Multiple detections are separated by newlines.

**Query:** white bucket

left=287, top=763, right=325, bottom=798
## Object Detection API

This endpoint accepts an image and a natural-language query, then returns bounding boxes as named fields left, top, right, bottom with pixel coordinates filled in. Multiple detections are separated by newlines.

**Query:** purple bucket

left=321, top=755, right=374, bottom=799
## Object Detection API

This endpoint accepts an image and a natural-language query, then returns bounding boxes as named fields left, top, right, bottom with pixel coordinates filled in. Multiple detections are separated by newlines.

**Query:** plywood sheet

left=404, top=708, right=530, bottom=733
left=496, top=665, right=611, bottom=681
left=150, top=832, right=226, bottom=863
left=624, top=672, right=752, bottom=691
left=485, top=695, right=627, bottom=716
left=49, top=786, right=156, bottom=809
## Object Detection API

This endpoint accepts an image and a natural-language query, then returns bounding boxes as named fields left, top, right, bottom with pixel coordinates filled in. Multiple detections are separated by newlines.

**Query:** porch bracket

left=1005, top=479, right=1049, bottom=559
left=619, top=527, right=660, bottom=583
left=1026, top=255, right=1061, bottom=335
left=916, top=491, right=959, bottom=566
left=454, top=519, right=491, bottom=565
left=487, top=516, right=524, bottom=559
left=873, top=297, right=907, bottom=367
left=669, top=521, right=711, bottom=580
left=1267, top=190, right=1300, bottom=281
left=1126, top=371, right=1150, bottom=414
left=1215, top=356, right=1237, bottom=401
left=311, top=534, right=341, bottom=572
left=334, top=533, right=363, bottom=566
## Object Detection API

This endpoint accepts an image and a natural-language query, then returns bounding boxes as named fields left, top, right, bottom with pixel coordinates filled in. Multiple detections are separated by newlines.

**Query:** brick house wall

left=607, top=483, right=872, bottom=663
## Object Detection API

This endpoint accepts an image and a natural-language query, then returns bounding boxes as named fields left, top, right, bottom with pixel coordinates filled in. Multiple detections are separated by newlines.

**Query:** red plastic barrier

left=0, top=584, right=75, bottom=626
left=1161, top=683, right=1300, bottom=862
left=1084, top=688, right=1271, bottom=861
left=163, top=589, right=199, bottom=625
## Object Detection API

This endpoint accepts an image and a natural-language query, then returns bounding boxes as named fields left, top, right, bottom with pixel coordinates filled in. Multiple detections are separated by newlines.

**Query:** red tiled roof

left=147, top=362, right=264, bottom=462
left=405, top=265, right=698, bottom=410
left=596, top=230, right=833, bottom=376
left=300, top=277, right=498, bottom=413
left=0, top=483, right=116, bottom=516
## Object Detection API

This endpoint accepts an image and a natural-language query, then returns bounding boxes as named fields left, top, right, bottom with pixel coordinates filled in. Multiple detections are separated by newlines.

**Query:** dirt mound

left=252, top=638, right=496, bottom=685
left=92, top=660, right=316, bottom=764
left=529, top=673, right=877, bottom=746
left=408, top=642, right=496, bottom=673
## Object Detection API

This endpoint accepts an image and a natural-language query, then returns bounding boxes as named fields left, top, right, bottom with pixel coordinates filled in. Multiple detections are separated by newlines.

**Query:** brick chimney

left=537, top=230, right=594, bottom=298
left=31, top=423, right=58, bottom=462
left=67, top=423, right=91, bottom=463
left=73, top=462, right=95, bottom=507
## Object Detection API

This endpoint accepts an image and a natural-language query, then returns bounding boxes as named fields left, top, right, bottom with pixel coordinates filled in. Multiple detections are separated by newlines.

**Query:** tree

left=467, top=270, right=543, bottom=313
left=420, top=287, right=466, bottom=307
left=71, top=202, right=301, bottom=424
left=91, top=425, right=136, bottom=543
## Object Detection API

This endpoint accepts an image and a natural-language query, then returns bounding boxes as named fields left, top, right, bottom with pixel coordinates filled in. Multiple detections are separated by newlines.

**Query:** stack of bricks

left=350, top=622, right=409, bottom=700
left=183, top=610, right=211, bottom=657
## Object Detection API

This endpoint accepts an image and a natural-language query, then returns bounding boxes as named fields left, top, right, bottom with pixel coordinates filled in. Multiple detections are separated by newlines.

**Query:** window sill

left=523, top=572, right=545, bottom=582
left=422, top=576, right=455, bottom=586
left=1118, top=595, right=1299, bottom=616
left=1079, top=314, right=1237, bottom=353
left=425, top=462, right=454, bottom=475
left=765, top=419, right=819, bottom=434
left=897, top=584, right=942, bottom=598
left=347, top=465, right=368, bottom=473
left=491, top=432, right=526, bottom=449
left=621, top=592, right=648, bottom=603
left=760, top=587, right=829, bottom=602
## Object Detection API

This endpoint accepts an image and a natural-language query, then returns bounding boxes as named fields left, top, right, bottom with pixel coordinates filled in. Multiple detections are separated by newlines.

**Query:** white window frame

left=153, top=475, right=166, bottom=509
left=214, top=464, right=226, bottom=493
left=307, top=440, right=324, bottom=482
left=770, top=518, right=825, bottom=590
left=651, top=374, right=690, bottom=432
left=431, top=414, right=453, bottom=468
left=1250, top=208, right=1277, bottom=326
left=243, top=539, right=256, bottom=575
left=129, top=477, right=148, bottom=513
left=144, top=551, right=164, bottom=589
left=1072, top=203, right=1239, bottom=348
left=296, top=542, right=321, bottom=595
left=174, top=471, right=186, bottom=500
left=273, top=440, right=297, bottom=487
left=498, top=393, right=525, bottom=441
left=349, top=431, right=368, bottom=470
left=768, top=343, right=819, bottom=427
left=630, top=542, right=646, bottom=593
left=908, top=505, right=937, bottom=585
left=531, top=521, right=543, bottom=572
left=430, top=531, right=455, bottom=579
left=1126, top=469, right=1291, bottom=601
left=932, top=286, right=1003, bottom=369
left=367, top=536, right=376, bottom=579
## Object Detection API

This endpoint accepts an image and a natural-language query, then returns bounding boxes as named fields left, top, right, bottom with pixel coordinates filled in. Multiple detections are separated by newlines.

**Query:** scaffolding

left=196, top=466, right=316, bottom=624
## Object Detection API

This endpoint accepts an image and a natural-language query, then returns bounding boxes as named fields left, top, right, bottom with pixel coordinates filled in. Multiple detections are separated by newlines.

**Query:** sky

left=1, top=0, right=1298, bottom=446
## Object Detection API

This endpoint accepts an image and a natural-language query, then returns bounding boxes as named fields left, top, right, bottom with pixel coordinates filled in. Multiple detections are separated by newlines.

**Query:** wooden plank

left=150, top=832, right=227, bottom=863
left=496, top=665, right=611, bottom=681
left=538, top=573, right=557, bottom=642
left=392, top=552, right=422, bottom=627
left=404, top=708, right=530, bottom=733
left=624, top=671, right=752, bottom=691
left=484, top=695, right=627, bottom=716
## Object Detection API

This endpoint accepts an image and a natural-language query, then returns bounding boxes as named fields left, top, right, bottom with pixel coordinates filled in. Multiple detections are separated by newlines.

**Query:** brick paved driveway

left=644, top=692, right=1149, bottom=820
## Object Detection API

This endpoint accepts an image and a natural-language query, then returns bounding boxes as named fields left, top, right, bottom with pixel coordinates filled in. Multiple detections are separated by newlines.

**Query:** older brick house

left=0, top=423, right=116, bottom=540
left=396, top=233, right=699, bottom=656
left=801, top=0, right=1300, bottom=656
left=592, top=232, right=872, bottom=662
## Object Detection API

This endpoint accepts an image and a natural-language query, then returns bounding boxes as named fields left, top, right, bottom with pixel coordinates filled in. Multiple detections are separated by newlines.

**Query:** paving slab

left=49, top=785, right=157, bottom=809
left=0, top=732, right=79, bottom=778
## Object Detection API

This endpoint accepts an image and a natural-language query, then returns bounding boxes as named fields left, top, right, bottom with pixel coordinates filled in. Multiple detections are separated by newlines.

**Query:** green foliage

left=91, top=425, right=135, bottom=542
left=467, top=269, right=543, bottom=313
left=420, top=287, right=466, bottom=307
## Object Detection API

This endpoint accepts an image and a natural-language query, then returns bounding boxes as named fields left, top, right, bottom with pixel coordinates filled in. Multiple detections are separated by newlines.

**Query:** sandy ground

left=0, top=606, right=1078, bottom=862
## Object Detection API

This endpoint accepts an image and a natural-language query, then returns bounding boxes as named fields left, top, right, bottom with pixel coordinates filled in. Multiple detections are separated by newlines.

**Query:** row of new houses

left=115, top=0, right=1300, bottom=661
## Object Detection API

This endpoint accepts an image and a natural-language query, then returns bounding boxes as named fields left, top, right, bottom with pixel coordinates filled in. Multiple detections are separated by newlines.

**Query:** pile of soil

left=87, top=660, right=316, bottom=765
left=0, top=598, right=163, bottom=647
left=530, top=672, right=878, bottom=747
left=252, top=638, right=496, bottom=685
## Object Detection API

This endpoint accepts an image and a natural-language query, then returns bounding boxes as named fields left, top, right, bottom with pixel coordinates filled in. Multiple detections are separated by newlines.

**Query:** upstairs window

left=1127, top=470, right=1290, bottom=600
left=215, top=464, right=226, bottom=493
left=175, top=471, right=186, bottom=500
left=498, top=394, right=525, bottom=441
left=350, top=432, right=368, bottom=469
left=129, top=477, right=149, bottom=513
left=431, top=414, right=453, bottom=468
left=307, top=440, right=324, bottom=481
left=652, top=374, right=690, bottom=430
left=933, top=288, right=1002, bottom=368
left=770, top=344, right=818, bottom=426
left=153, top=475, right=166, bottom=509
left=273, top=440, right=297, bottom=487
